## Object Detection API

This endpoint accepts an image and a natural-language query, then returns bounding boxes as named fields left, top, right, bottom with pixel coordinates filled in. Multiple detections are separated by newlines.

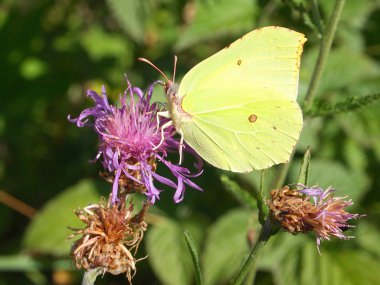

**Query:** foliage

left=1, top=0, right=380, bottom=284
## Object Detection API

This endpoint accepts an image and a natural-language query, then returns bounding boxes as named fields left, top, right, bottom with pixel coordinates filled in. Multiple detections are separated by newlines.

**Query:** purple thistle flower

left=268, top=185, right=364, bottom=253
left=298, top=184, right=363, bottom=250
left=68, top=79, right=203, bottom=204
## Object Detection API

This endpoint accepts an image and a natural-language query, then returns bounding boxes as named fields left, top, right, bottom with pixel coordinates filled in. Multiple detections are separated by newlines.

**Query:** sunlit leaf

left=337, top=102, right=380, bottom=160
left=319, top=0, right=377, bottom=29
left=20, top=57, right=48, bottom=80
left=106, top=0, right=146, bottom=43
left=356, top=221, right=380, bottom=257
left=342, top=138, right=368, bottom=172
left=289, top=158, right=369, bottom=203
left=0, top=255, right=41, bottom=271
left=146, top=218, right=194, bottom=285
left=220, top=175, right=256, bottom=209
left=300, top=48, right=380, bottom=100
left=0, top=255, right=72, bottom=271
left=183, top=230, right=203, bottom=285
left=175, top=0, right=257, bottom=50
left=22, top=180, right=101, bottom=256
left=202, top=209, right=257, bottom=285
left=260, top=233, right=380, bottom=285
left=79, top=25, right=133, bottom=63
left=258, top=233, right=308, bottom=273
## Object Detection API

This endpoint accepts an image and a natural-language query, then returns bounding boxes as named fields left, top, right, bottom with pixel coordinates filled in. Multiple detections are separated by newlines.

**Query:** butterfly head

left=137, top=56, right=178, bottom=102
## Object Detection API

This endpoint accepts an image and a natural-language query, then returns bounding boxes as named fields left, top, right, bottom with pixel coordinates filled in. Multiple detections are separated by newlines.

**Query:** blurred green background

left=1, top=0, right=380, bottom=284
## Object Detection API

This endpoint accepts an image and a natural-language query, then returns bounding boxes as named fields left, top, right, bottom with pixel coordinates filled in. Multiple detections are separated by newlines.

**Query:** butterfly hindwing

left=180, top=87, right=302, bottom=172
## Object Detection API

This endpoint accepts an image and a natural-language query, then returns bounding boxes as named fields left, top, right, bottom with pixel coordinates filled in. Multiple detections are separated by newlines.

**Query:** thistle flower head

left=68, top=197, right=148, bottom=283
left=68, top=79, right=202, bottom=204
left=267, top=185, right=363, bottom=252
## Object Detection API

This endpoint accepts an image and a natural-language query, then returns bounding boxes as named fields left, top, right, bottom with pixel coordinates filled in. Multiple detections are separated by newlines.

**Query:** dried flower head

left=267, top=185, right=363, bottom=251
left=68, top=197, right=148, bottom=283
left=68, top=79, right=202, bottom=204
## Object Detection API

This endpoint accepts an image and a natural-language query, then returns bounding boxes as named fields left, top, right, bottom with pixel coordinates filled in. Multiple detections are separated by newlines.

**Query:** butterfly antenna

left=138, top=57, right=170, bottom=83
left=172, top=55, right=177, bottom=83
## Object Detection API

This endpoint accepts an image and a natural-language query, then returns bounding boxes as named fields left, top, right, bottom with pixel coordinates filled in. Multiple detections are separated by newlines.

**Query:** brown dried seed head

left=267, top=186, right=317, bottom=234
left=68, top=197, right=149, bottom=283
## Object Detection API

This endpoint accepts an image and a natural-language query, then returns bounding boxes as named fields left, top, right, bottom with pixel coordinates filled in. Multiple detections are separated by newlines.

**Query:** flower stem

left=232, top=219, right=273, bottom=285
left=303, top=0, right=346, bottom=111
left=82, top=269, right=102, bottom=285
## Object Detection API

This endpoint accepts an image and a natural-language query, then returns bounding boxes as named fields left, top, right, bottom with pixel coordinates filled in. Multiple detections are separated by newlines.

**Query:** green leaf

left=202, top=209, right=257, bottom=285
left=297, top=147, right=311, bottom=185
left=0, top=255, right=41, bottom=271
left=22, top=180, right=101, bottom=256
left=183, top=230, right=203, bottom=285
left=356, top=221, right=380, bottom=257
left=342, top=138, right=368, bottom=173
left=319, top=0, right=377, bottom=29
left=220, top=175, right=256, bottom=209
left=307, top=93, right=380, bottom=117
left=237, top=167, right=279, bottom=195
left=300, top=241, right=319, bottom=285
left=20, top=57, right=48, bottom=80
left=146, top=218, right=194, bottom=285
left=0, top=255, right=73, bottom=272
left=175, top=0, right=257, bottom=50
left=106, top=0, right=146, bottom=43
left=258, top=233, right=308, bottom=272
left=300, top=48, right=380, bottom=100
left=283, top=0, right=324, bottom=35
left=296, top=116, right=324, bottom=151
left=260, top=232, right=380, bottom=285
left=336, top=102, right=380, bottom=160
left=289, top=158, right=369, bottom=204
left=334, top=250, right=380, bottom=285
left=79, top=25, right=133, bottom=63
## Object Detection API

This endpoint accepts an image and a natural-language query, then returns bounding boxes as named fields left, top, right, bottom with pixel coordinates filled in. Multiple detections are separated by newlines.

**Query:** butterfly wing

left=173, top=26, right=306, bottom=172
left=177, top=26, right=306, bottom=102
left=179, top=87, right=303, bottom=171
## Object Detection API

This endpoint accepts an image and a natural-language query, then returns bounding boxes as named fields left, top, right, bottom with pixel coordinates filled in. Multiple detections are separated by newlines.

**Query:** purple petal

left=152, top=172, right=177, bottom=188
left=173, top=177, right=185, bottom=203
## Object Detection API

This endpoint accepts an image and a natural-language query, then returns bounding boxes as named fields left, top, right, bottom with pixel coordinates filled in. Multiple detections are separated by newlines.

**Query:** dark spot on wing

left=237, top=59, right=242, bottom=66
left=273, top=126, right=277, bottom=130
left=248, top=114, right=257, bottom=123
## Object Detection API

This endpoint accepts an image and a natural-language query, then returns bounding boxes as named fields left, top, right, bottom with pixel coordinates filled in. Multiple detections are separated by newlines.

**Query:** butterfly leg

left=152, top=120, right=173, bottom=150
left=154, top=111, right=170, bottom=134
left=178, top=128, right=184, bottom=164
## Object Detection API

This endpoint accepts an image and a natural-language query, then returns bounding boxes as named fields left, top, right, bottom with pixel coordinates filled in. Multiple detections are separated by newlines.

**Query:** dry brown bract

left=267, top=186, right=318, bottom=234
left=267, top=185, right=363, bottom=250
left=68, top=197, right=148, bottom=283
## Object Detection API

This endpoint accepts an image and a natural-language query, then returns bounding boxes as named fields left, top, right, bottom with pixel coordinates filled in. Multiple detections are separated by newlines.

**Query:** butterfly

left=140, top=26, right=307, bottom=172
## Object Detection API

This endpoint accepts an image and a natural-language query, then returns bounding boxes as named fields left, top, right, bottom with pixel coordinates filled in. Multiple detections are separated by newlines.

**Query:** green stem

left=82, top=269, right=102, bottom=285
left=303, top=0, right=346, bottom=111
left=232, top=219, right=273, bottom=285
left=244, top=265, right=257, bottom=285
